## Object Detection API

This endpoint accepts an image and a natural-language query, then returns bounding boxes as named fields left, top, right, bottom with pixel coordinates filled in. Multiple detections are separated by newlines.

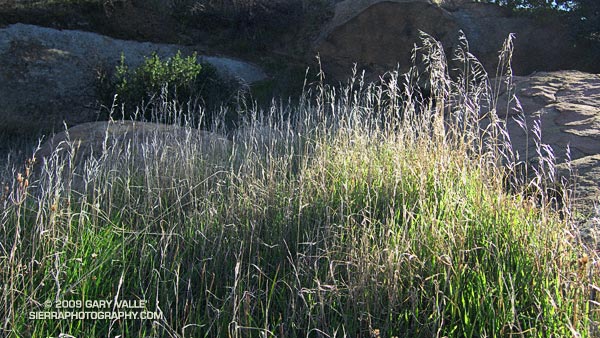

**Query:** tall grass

left=1, top=34, right=598, bottom=337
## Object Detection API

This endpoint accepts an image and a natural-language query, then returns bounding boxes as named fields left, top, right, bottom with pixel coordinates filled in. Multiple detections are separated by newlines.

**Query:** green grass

left=1, top=34, right=599, bottom=337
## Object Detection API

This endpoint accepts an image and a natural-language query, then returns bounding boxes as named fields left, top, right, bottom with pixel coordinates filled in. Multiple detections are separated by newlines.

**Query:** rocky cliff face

left=314, top=0, right=592, bottom=81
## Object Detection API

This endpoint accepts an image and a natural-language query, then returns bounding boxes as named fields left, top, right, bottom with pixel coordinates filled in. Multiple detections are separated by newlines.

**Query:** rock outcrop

left=315, top=0, right=459, bottom=79
left=0, top=23, right=267, bottom=137
left=314, top=0, right=589, bottom=81
left=495, top=71, right=600, bottom=218
left=499, top=71, right=600, bottom=162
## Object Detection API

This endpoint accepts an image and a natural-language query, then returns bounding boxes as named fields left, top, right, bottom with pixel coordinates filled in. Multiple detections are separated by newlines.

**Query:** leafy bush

left=114, top=51, right=202, bottom=105
left=101, top=50, right=239, bottom=125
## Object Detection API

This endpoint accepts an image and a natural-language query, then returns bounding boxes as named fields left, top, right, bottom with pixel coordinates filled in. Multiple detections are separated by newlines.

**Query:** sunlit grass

left=1, top=34, right=598, bottom=337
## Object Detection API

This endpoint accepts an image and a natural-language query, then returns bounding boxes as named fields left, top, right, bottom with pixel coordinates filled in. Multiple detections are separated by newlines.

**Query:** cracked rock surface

left=494, top=71, right=600, bottom=237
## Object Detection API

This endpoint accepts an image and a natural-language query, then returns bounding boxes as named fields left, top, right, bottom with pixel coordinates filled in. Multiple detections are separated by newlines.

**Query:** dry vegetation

left=1, top=34, right=599, bottom=337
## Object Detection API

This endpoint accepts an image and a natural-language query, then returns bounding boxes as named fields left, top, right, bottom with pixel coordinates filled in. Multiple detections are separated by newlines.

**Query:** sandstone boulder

left=314, top=0, right=590, bottom=81
left=33, top=120, right=232, bottom=195
left=36, top=120, right=231, bottom=169
left=34, top=121, right=231, bottom=194
left=315, top=0, right=458, bottom=79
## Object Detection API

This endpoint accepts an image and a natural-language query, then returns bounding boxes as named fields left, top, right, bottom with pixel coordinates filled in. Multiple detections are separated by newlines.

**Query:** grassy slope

left=1, top=35, right=599, bottom=337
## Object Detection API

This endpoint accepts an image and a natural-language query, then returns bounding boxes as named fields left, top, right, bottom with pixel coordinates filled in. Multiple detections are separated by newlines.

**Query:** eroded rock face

left=499, top=71, right=600, bottom=163
left=495, top=71, right=600, bottom=217
left=314, top=0, right=589, bottom=81
left=0, top=23, right=267, bottom=137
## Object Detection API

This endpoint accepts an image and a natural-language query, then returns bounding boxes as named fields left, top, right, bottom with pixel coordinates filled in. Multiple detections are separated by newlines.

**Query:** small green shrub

left=114, top=50, right=202, bottom=104
left=101, top=50, right=239, bottom=125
